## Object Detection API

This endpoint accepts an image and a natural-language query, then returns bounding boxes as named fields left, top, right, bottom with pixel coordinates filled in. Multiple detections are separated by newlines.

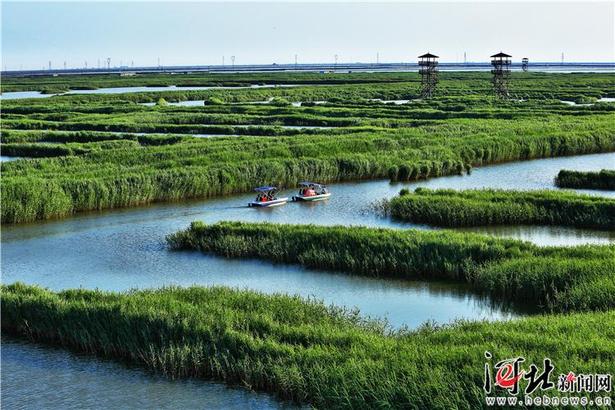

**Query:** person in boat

left=250, top=186, right=287, bottom=207
left=304, top=187, right=316, bottom=197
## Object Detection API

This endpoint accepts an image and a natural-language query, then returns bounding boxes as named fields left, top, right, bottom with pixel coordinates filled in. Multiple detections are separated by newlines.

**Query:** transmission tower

left=490, top=52, right=511, bottom=98
left=418, top=52, right=439, bottom=98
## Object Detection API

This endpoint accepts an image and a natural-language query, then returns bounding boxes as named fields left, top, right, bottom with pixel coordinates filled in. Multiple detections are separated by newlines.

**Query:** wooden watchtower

left=418, top=52, right=439, bottom=98
left=490, top=52, right=512, bottom=98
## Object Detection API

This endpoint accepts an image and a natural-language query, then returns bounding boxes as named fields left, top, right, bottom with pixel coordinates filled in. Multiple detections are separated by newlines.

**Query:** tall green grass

left=387, top=188, right=615, bottom=230
left=3, top=283, right=614, bottom=409
left=472, top=255, right=615, bottom=312
left=3, top=117, right=614, bottom=224
left=3, top=71, right=614, bottom=101
left=555, top=169, right=615, bottom=190
left=2, top=72, right=615, bottom=224
left=168, top=221, right=615, bottom=312
left=167, top=221, right=533, bottom=280
left=1, top=140, right=141, bottom=158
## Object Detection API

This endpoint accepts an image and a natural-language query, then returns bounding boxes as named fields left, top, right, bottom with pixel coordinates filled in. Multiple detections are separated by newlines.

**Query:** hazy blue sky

left=2, top=1, right=614, bottom=70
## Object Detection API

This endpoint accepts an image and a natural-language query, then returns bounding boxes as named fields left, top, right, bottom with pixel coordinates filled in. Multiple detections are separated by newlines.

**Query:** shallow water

left=1, top=339, right=291, bottom=410
left=0, top=155, right=22, bottom=162
left=148, top=99, right=403, bottom=107
left=140, top=98, right=335, bottom=107
left=0, top=84, right=301, bottom=100
left=145, top=98, right=293, bottom=107
left=0, top=90, right=56, bottom=99
left=225, top=124, right=334, bottom=129
left=561, top=97, right=615, bottom=106
left=369, top=98, right=411, bottom=104
left=169, top=99, right=208, bottom=106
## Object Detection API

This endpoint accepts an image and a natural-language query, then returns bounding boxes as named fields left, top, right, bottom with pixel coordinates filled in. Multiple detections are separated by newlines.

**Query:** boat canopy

left=298, top=181, right=326, bottom=187
left=254, top=186, right=278, bottom=192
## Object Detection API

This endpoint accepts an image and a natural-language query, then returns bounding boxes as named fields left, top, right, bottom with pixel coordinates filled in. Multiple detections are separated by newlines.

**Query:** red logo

left=495, top=361, right=525, bottom=389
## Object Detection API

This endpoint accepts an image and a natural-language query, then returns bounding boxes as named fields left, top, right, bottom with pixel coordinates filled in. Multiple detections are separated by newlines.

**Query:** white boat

left=248, top=186, right=289, bottom=207
left=292, top=182, right=331, bottom=202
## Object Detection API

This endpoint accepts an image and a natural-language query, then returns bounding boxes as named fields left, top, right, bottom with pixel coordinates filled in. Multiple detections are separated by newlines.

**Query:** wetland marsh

left=2, top=71, right=614, bottom=408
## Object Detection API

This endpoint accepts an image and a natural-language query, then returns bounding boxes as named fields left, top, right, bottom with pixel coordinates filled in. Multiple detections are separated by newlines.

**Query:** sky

left=2, top=1, right=614, bottom=70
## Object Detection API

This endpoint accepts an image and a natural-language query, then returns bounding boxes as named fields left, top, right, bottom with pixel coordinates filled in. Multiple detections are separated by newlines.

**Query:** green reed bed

left=3, top=71, right=615, bottom=100
left=1, top=140, right=142, bottom=158
left=386, top=188, right=615, bottom=230
left=3, top=283, right=614, bottom=409
left=2, top=114, right=614, bottom=224
left=3, top=94, right=613, bottom=131
left=2, top=72, right=615, bottom=224
left=555, top=169, right=615, bottom=190
left=3, top=94, right=611, bottom=123
left=1, top=143, right=85, bottom=158
left=0, top=71, right=418, bottom=92
left=0, top=130, right=200, bottom=147
left=1, top=120, right=352, bottom=137
left=168, top=222, right=615, bottom=312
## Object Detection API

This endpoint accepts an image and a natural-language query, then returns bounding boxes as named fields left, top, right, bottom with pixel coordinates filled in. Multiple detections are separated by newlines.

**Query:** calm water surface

left=2, top=153, right=613, bottom=409
left=3, top=153, right=613, bottom=328
left=1, top=339, right=292, bottom=410
left=0, top=84, right=303, bottom=100
left=0, top=156, right=22, bottom=162
left=152, top=99, right=403, bottom=107
left=561, top=97, right=615, bottom=106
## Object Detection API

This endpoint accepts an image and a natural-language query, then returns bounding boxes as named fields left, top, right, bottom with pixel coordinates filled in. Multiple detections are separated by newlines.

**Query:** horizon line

left=3, top=61, right=615, bottom=76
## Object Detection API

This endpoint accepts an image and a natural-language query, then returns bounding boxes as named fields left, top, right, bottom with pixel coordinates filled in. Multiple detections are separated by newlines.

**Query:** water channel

left=2, top=152, right=614, bottom=408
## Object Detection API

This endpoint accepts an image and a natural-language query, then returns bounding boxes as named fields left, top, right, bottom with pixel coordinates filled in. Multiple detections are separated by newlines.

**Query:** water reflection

left=3, top=153, right=612, bottom=331
left=2, top=153, right=611, bottom=408
left=458, top=225, right=615, bottom=247
left=1, top=338, right=291, bottom=410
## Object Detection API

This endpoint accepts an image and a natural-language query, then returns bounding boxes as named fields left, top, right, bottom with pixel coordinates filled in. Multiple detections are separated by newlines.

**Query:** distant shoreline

left=3, top=61, right=615, bottom=77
